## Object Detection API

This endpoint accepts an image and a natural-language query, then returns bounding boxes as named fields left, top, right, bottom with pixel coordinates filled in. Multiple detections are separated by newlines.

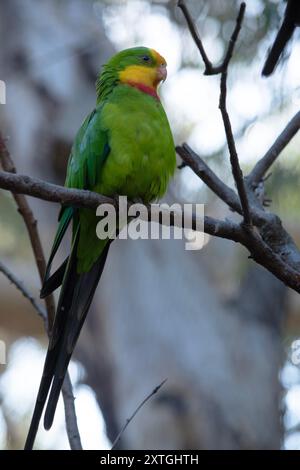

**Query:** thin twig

left=177, top=0, right=214, bottom=74
left=219, top=71, right=252, bottom=225
left=111, top=379, right=167, bottom=450
left=0, top=133, right=82, bottom=450
left=248, top=110, right=300, bottom=185
left=176, top=144, right=242, bottom=214
left=178, top=1, right=251, bottom=223
left=0, top=260, right=47, bottom=321
left=218, top=5, right=251, bottom=226
left=222, top=3, right=246, bottom=70
left=178, top=1, right=246, bottom=75
left=62, top=373, right=82, bottom=451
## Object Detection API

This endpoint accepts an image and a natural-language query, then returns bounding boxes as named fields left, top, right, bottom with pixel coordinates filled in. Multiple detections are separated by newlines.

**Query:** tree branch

left=178, top=1, right=246, bottom=75
left=62, top=373, right=83, bottom=451
left=222, top=3, right=246, bottom=70
left=219, top=69, right=252, bottom=225
left=111, top=379, right=167, bottom=450
left=0, top=260, right=47, bottom=321
left=178, top=0, right=300, bottom=281
left=1, top=163, right=300, bottom=292
left=176, top=1, right=300, bottom=292
left=241, top=226, right=300, bottom=293
left=0, top=168, right=244, bottom=244
left=217, top=5, right=251, bottom=226
left=0, top=133, right=82, bottom=451
left=248, top=110, right=300, bottom=185
left=176, top=144, right=242, bottom=214
left=0, top=170, right=112, bottom=210
left=0, top=135, right=55, bottom=329
left=178, top=1, right=251, bottom=224
left=177, top=0, right=214, bottom=74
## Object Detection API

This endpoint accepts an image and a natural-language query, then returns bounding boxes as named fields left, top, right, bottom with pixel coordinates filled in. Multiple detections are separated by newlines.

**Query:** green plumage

left=25, top=46, right=176, bottom=449
left=67, top=52, right=175, bottom=271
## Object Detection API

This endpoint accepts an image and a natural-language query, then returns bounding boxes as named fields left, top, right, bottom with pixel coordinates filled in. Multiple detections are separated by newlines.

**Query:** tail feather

left=44, top=207, right=74, bottom=283
left=24, top=230, right=80, bottom=450
left=40, top=257, right=69, bottom=299
left=44, top=243, right=110, bottom=430
left=24, top=228, right=110, bottom=450
left=23, top=371, right=55, bottom=450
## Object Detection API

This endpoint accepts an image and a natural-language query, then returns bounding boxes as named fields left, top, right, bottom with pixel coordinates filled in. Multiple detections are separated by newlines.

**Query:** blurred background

left=0, top=0, right=300, bottom=450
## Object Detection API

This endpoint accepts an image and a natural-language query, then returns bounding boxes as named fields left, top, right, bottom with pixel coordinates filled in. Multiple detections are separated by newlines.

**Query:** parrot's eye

left=141, top=55, right=151, bottom=63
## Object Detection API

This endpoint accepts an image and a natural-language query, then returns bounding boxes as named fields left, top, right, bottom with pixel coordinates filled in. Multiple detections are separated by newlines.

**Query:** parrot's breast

left=96, top=85, right=176, bottom=203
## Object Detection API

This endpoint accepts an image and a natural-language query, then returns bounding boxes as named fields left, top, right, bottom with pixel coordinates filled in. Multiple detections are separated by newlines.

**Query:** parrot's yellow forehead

left=150, top=49, right=166, bottom=66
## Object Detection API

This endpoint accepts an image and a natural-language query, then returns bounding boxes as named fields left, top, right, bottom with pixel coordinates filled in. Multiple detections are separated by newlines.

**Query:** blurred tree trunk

left=77, top=237, right=286, bottom=449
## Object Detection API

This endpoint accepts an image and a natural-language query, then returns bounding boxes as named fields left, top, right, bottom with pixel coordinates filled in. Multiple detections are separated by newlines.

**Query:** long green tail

left=24, top=225, right=110, bottom=450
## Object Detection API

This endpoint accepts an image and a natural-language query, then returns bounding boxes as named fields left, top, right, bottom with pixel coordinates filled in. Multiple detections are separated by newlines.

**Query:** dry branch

left=176, top=144, right=241, bottom=213
left=0, top=260, right=46, bottom=321
left=249, top=111, right=300, bottom=185
left=0, top=136, right=55, bottom=328
left=111, top=379, right=167, bottom=450
left=0, top=133, right=82, bottom=451
left=176, top=0, right=300, bottom=291
left=0, top=160, right=300, bottom=292
left=177, top=1, right=246, bottom=75
left=178, top=2, right=251, bottom=224
left=219, top=69, right=252, bottom=225
left=0, top=168, right=243, bottom=242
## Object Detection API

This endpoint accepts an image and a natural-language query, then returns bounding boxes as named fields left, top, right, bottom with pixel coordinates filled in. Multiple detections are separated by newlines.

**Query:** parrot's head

left=116, top=47, right=167, bottom=88
left=97, top=47, right=167, bottom=101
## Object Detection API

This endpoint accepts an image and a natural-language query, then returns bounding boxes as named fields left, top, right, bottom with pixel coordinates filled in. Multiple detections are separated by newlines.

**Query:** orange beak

left=156, top=64, right=167, bottom=84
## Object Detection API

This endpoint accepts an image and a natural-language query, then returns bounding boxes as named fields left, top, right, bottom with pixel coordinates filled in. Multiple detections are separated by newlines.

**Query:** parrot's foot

left=131, top=196, right=144, bottom=204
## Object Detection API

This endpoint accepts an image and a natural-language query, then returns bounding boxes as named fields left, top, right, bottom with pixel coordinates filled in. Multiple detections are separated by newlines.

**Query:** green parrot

left=24, top=46, right=176, bottom=449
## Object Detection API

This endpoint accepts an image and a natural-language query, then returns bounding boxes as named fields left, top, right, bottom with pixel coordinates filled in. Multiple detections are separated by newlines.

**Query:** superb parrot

left=262, top=0, right=300, bottom=76
left=25, top=46, right=176, bottom=449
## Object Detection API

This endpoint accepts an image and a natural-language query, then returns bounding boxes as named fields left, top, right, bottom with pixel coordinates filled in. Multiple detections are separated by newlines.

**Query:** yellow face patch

left=119, top=64, right=158, bottom=89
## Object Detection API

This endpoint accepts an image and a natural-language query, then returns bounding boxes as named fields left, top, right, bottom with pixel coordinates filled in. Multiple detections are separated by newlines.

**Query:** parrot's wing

left=40, top=206, right=75, bottom=298
left=65, top=107, right=110, bottom=190
left=40, top=107, right=110, bottom=298
left=25, top=106, right=110, bottom=450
